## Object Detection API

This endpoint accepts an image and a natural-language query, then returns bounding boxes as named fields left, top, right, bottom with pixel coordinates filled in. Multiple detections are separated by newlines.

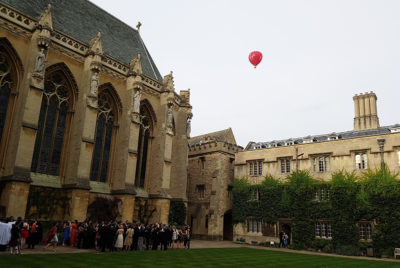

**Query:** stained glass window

left=31, top=71, right=71, bottom=175
left=0, top=50, right=13, bottom=146
left=90, top=89, right=115, bottom=182
left=135, top=103, right=153, bottom=188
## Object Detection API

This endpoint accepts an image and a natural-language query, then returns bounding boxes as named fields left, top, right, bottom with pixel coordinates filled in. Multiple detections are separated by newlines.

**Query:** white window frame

left=359, top=222, right=372, bottom=241
left=247, top=218, right=262, bottom=233
left=315, top=222, right=321, bottom=237
left=313, top=156, right=329, bottom=173
left=280, top=158, right=291, bottom=174
left=315, top=221, right=332, bottom=239
left=355, top=152, right=368, bottom=170
left=249, top=161, right=262, bottom=176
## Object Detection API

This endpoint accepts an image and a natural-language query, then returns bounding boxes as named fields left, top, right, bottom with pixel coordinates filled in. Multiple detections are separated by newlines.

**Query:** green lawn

left=1, top=248, right=399, bottom=268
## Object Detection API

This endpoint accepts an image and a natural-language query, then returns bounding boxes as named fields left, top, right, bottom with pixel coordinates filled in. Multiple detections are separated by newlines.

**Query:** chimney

left=353, top=91, right=379, bottom=131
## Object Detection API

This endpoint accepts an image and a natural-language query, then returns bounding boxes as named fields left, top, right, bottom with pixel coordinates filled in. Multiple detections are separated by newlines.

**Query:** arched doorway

left=280, top=223, right=291, bottom=246
left=223, top=210, right=233, bottom=240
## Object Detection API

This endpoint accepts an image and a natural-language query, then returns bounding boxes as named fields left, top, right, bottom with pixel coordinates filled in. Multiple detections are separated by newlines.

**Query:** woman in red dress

left=70, top=220, right=78, bottom=247
left=43, top=223, right=57, bottom=251
left=20, top=222, right=29, bottom=249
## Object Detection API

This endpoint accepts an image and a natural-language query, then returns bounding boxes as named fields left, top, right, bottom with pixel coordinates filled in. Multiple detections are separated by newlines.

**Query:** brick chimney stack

left=353, top=91, right=379, bottom=131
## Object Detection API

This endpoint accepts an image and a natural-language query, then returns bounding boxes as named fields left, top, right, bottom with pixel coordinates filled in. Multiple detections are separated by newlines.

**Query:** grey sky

left=91, top=0, right=400, bottom=147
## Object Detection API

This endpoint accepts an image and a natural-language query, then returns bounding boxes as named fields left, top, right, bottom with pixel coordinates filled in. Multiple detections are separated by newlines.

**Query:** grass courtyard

left=1, top=248, right=399, bottom=268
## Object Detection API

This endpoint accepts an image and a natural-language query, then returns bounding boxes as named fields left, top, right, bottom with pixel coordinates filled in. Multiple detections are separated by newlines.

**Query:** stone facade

left=0, top=1, right=192, bottom=223
left=234, top=92, right=400, bottom=243
left=187, top=129, right=242, bottom=240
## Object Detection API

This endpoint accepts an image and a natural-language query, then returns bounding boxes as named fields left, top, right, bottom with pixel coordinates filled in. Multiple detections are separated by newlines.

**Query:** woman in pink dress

left=69, top=220, right=78, bottom=247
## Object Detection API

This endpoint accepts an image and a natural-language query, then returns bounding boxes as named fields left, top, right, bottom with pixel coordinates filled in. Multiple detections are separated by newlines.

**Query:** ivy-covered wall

left=25, top=186, right=71, bottom=220
left=232, top=167, right=400, bottom=257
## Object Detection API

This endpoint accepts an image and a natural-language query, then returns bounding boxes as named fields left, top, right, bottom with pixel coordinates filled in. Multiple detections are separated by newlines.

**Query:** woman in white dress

left=114, top=224, right=124, bottom=251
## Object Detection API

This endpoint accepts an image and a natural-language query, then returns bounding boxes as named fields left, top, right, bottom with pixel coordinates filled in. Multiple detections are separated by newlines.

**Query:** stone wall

left=187, top=134, right=241, bottom=240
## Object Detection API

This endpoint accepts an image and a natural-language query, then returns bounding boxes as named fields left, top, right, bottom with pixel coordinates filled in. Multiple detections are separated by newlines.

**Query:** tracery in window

left=31, top=69, right=73, bottom=176
left=0, top=40, right=22, bottom=167
left=90, top=87, right=118, bottom=182
left=0, top=51, right=13, bottom=145
left=135, top=100, right=154, bottom=188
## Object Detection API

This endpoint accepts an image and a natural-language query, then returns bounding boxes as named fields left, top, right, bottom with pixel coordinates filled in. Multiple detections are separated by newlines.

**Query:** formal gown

left=115, top=229, right=124, bottom=249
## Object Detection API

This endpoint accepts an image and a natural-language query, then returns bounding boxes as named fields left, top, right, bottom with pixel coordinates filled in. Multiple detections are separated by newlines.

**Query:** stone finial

left=89, top=32, right=103, bottom=54
left=37, top=4, right=53, bottom=48
left=163, top=71, right=174, bottom=92
left=38, top=4, right=53, bottom=30
left=136, top=21, right=142, bottom=31
left=129, top=53, right=143, bottom=75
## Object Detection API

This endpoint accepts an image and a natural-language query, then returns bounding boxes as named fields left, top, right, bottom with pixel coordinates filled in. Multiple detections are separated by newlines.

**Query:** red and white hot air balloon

left=249, top=51, right=263, bottom=68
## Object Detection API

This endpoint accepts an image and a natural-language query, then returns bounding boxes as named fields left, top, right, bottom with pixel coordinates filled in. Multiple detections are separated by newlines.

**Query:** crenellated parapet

left=188, top=137, right=243, bottom=157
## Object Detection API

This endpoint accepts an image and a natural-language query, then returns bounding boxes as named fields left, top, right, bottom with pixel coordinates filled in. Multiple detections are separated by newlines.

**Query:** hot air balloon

left=249, top=51, right=262, bottom=68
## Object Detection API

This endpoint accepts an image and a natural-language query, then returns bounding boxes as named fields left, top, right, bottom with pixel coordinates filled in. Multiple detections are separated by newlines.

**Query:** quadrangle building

left=0, top=0, right=399, bottom=245
left=233, top=92, right=400, bottom=244
left=0, top=0, right=192, bottom=223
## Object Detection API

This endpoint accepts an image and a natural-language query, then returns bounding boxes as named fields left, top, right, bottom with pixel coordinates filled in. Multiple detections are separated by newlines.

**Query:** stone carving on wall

left=167, top=105, right=173, bottom=126
left=130, top=89, right=142, bottom=123
left=186, top=117, right=191, bottom=138
left=87, top=71, right=99, bottom=108
left=163, top=71, right=174, bottom=92
left=129, top=53, right=142, bottom=76
left=89, top=32, right=103, bottom=54
left=90, top=72, right=99, bottom=95
left=166, top=102, right=174, bottom=135
left=34, top=48, right=46, bottom=73
left=133, top=89, right=141, bottom=114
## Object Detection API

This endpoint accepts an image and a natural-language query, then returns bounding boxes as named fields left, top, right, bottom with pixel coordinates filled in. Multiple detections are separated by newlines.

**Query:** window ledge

left=89, top=181, right=111, bottom=194
left=30, top=172, right=62, bottom=188
left=315, top=236, right=332, bottom=240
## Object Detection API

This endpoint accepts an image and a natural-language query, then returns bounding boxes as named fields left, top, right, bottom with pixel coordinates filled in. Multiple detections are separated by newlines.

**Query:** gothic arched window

left=0, top=50, right=14, bottom=147
left=135, top=101, right=154, bottom=188
left=90, top=87, right=118, bottom=182
left=31, top=67, right=75, bottom=175
left=0, top=40, right=22, bottom=167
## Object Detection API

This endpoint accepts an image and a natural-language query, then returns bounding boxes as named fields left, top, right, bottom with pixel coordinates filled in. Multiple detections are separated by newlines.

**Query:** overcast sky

left=91, top=0, right=400, bottom=147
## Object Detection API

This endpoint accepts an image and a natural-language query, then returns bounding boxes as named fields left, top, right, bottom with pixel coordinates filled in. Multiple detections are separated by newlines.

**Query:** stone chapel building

left=0, top=0, right=192, bottom=223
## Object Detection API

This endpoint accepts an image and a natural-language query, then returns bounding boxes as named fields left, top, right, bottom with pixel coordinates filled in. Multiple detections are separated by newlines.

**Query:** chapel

left=0, top=0, right=192, bottom=223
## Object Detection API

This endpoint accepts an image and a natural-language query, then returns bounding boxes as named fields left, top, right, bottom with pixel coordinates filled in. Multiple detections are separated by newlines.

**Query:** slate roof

left=246, top=124, right=400, bottom=151
left=189, top=128, right=236, bottom=147
left=1, top=0, right=162, bottom=82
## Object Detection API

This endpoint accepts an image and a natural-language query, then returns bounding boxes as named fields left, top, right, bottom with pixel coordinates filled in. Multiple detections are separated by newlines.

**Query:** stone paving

left=1, top=240, right=399, bottom=263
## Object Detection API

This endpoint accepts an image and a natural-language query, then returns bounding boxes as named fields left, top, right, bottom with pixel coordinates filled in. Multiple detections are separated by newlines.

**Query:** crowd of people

left=0, top=216, right=191, bottom=254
